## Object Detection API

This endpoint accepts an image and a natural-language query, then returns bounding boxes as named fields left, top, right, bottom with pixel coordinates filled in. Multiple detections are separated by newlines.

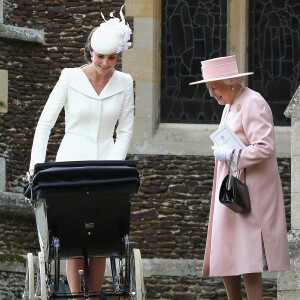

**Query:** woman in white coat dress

left=29, top=7, right=134, bottom=298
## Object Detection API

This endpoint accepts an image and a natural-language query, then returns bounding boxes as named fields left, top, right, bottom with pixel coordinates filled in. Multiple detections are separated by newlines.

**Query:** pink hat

left=189, top=55, right=253, bottom=85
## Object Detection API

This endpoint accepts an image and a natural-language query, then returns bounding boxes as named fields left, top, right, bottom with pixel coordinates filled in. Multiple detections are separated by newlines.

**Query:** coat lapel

left=70, top=69, right=99, bottom=99
left=100, top=71, right=124, bottom=100
left=69, top=69, right=124, bottom=100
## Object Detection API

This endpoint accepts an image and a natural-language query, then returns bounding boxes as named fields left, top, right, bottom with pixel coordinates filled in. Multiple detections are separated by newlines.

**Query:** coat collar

left=101, top=71, right=124, bottom=99
left=70, top=68, right=124, bottom=100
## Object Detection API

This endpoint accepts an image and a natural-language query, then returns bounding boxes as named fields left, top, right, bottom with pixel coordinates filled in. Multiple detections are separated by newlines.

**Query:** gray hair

left=223, top=76, right=245, bottom=85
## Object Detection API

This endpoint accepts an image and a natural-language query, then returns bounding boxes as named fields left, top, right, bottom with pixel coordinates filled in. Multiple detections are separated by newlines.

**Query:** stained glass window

left=161, top=0, right=227, bottom=124
left=249, top=0, right=300, bottom=126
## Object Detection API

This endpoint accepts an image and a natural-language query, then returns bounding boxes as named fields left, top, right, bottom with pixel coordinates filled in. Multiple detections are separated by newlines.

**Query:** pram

left=22, top=160, right=146, bottom=299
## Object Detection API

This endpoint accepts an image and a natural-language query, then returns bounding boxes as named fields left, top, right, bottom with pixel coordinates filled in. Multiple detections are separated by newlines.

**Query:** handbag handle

left=227, top=149, right=246, bottom=184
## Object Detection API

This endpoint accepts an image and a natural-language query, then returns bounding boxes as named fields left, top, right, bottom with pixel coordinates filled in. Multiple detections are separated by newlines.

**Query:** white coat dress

left=30, top=67, right=134, bottom=169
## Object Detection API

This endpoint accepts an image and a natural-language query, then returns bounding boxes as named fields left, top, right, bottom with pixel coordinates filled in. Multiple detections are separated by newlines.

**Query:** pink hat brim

left=189, top=72, right=253, bottom=85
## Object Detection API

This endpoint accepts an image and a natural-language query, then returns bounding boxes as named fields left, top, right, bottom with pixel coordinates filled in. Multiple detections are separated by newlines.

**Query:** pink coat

left=203, top=87, right=290, bottom=277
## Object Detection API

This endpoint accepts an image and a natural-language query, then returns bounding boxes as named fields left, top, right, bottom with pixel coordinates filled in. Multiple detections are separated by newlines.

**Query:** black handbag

left=219, top=149, right=251, bottom=213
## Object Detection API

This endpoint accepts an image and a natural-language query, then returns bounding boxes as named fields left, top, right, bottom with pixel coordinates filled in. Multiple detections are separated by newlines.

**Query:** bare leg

left=242, top=273, right=263, bottom=300
left=88, top=257, right=106, bottom=296
left=223, top=275, right=243, bottom=300
left=66, top=257, right=106, bottom=300
left=66, top=258, right=84, bottom=300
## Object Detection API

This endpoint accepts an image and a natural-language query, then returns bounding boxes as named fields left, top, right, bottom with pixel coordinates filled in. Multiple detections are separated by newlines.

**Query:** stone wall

left=129, top=155, right=291, bottom=259
left=0, top=155, right=290, bottom=299
left=144, top=276, right=277, bottom=300
left=129, top=155, right=213, bottom=260
left=0, top=270, right=26, bottom=300
left=0, top=0, right=291, bottom=299
left=0, top=156, right=291, bottom=259
left=0, top=259, right=278, bottom=300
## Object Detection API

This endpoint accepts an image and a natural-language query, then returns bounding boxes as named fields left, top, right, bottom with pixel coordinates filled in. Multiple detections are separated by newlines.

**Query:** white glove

left=211, top=146, right=232, bottom=162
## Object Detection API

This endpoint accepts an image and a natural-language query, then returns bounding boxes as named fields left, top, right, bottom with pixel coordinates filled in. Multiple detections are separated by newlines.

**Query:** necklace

left=224, top=86, right=243, bottom=123
left=98, top=70, right=114, bottom=86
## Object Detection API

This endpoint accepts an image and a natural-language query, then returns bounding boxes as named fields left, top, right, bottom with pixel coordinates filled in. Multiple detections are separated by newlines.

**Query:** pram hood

left=24, top=160, right=141, bottom=199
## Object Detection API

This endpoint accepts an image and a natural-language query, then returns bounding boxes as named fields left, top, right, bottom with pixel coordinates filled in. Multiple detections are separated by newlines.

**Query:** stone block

left=275, top=127, right=291, bottom=157
left=0, top=255, right=26, bottom=273
left=291, top=193, right=300, bottom=230
left=129, top=119, right=154, bottom=154
left=0, top=24, right=44, bottom=44
left=144, top=258, right=203, bottom=277
left=228, top=0, right=248, bottom=73
left=0, top=157, right=5, bottom=191
left=122, top=49, right=158, bottom=82
left=135, top=82, right=156, bottom=118
left=0, top=191, right=33, bottom=216
left=133, top=17, right=159, bottom=50
left=125, top=0, right=161, bottom=18
left=150, top=123, right=218, bottom=156
left=0, top=70, right=8, bottom=113
left=132, top=116, right=153, bottom=138
left=278, top=266, right=300, bottom=292
left=291, top=122, right=300, bottom=155
left=278, top=291, right=300, bottom=300
left=291, top=156, right=300, bottom=193
left=0, top=0, right=3, bottom=23
left=278, top=229, right=300, bottom=294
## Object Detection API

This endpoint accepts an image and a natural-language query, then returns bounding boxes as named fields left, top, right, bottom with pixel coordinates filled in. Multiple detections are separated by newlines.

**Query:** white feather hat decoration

left=91, top=5, right=132, bottom=55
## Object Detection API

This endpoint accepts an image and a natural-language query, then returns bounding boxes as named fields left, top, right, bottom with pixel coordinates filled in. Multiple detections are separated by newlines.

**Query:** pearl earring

left=232, top=86, right=234, bottom=90
left=91, top=56, right=93, bottom=61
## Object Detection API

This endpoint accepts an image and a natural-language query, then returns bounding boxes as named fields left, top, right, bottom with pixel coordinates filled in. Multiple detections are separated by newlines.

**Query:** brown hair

left=84, top=27, right=97, bottom=63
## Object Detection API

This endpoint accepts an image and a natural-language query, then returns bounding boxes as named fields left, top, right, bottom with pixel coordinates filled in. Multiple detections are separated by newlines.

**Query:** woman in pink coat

left=190, top=55, right=290, bottom=300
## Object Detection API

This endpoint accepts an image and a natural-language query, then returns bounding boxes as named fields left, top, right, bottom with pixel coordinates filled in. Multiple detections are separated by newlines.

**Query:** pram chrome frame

left=22, top=160, right=146, bottom=300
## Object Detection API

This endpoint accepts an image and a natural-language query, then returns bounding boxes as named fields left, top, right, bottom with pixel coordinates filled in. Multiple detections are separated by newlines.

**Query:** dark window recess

left=161, top=0, right=227, bottom=124
left=248, top=0, right=300, bottom=126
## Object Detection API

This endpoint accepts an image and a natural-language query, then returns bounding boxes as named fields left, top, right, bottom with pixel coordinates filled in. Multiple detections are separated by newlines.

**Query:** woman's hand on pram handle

left=23, top=171, right=33, bottom=184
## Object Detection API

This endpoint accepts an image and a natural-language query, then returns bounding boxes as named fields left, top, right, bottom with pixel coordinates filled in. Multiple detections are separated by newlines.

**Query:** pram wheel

left=36, top=252, right=47, bottom=300
left=110, top=235, right=146, bottom=299
left=130, top=249, right=146, bottom=300
left=22, top=253, right=34, bottom=300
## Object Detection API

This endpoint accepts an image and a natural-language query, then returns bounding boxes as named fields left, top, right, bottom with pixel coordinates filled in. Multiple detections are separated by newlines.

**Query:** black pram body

left=24, top=160, right=140, bottom=260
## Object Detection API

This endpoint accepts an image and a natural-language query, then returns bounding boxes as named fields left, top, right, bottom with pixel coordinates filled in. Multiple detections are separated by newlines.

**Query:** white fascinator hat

left=91, top=5, right=132, bottom=55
